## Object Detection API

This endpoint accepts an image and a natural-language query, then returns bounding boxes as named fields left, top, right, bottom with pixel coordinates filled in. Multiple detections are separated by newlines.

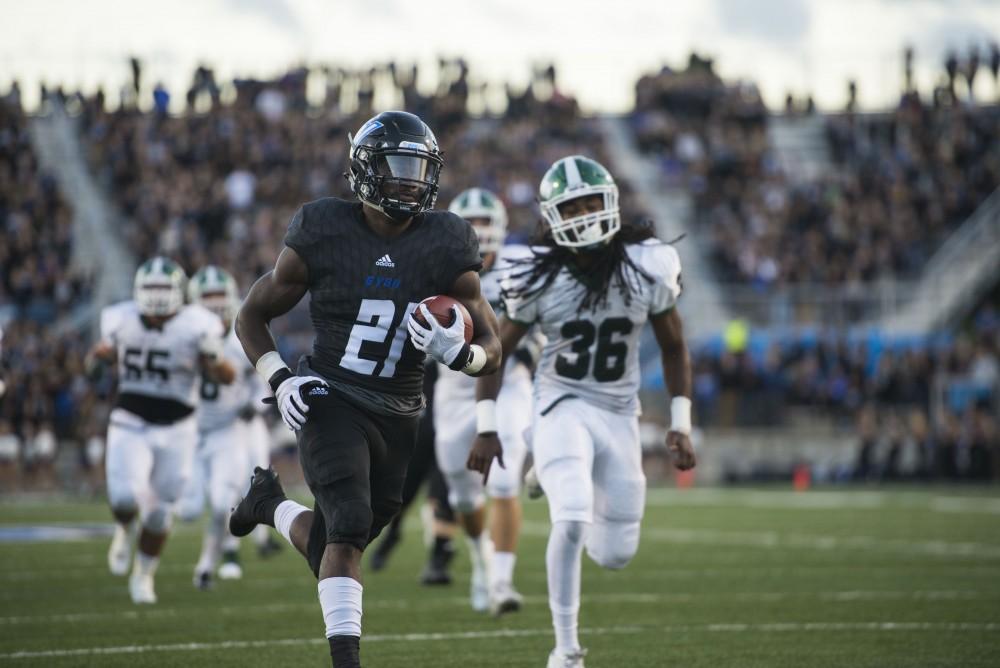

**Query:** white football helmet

left=448, top=188, right=508, bottom=255
left=538, top=155, right=620, bottom=249
left=133, top=257, right=186, bottom=317
left=188, top=265, right=240, bottom=325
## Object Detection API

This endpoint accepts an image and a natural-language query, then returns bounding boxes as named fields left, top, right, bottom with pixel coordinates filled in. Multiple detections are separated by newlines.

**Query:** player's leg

left=433, top=398, right=490, bottom=611
left=131, top=415, right=197, bottom=604
left=245, top=415, right=281, bottom=555
left=420, top=461, right=458, bottom=585
left=176, top=437, right=211, bottom=588
left=535, top=400, right=597, bottom=664
left=587, top=411, right=646, bottom=570
left=104, top=415, right=153, bottom=576
left=369, top=407, right=433, bottom=571
left=205, top=424, right=247, bottom=581
left=486, top=362, right=532, bottom=614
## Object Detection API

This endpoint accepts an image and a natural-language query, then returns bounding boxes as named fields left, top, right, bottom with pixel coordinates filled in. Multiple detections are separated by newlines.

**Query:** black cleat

left=257, top=534, right=284, bottom=559
left=369, top=522, right=402, bottom=572
left=193, top=570, right=213, bottom=591
left=229, top=467, right=286, bottom=538
left=419, top=539, right=455, bottom=586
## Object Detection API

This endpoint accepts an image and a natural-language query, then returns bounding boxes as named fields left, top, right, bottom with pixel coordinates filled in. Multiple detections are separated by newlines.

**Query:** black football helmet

left=346, top=111, right=443, bottom=222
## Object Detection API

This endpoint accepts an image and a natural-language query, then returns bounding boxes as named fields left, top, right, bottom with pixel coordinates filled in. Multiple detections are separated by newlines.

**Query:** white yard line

left=2, top=622, right=998, bottom=660
left=1, top=590, right=994, bottom=626
left=518, top=522, right=1000, bottom=559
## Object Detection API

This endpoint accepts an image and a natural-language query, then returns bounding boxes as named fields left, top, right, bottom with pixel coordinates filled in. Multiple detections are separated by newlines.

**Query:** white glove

left=198, top=335, right=224, bottom=360
left=274, top=375, right=329, bottom=431
left=407, top=304, right=468, bottom=367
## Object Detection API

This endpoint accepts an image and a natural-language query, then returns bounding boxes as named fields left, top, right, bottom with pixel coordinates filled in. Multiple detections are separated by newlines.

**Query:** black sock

left=329, top=635, right=360, bottom=668
left=259, top=495, right=285, bottom=527
left=431, top=535, right=454, bottom=564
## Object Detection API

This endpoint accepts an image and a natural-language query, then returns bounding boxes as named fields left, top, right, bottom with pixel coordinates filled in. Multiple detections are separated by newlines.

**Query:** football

left=412, top=295, right=474, bottom=344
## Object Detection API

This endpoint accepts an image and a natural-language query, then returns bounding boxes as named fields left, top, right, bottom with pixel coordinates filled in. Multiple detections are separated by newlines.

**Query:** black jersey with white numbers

left=284, top=197, right=481, bottom=415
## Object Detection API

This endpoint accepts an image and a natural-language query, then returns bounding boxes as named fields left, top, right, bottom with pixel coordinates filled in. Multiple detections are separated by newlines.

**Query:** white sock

left=466, top=535, right=487, bottom=571
left=134, top=551, right=160, bottom=578
left=490, top=551, right=516, bottom=587
left=222, top=530, right=240, bottom=554
left=318, top=577, right=363, bottom=637
left=547, top=520, right=587, bottom=654
left=196, top=511, right=226, bottom=572
left=274, top=500, right=309, bottom=545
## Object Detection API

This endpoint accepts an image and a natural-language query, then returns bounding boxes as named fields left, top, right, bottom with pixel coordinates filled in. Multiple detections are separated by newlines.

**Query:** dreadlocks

left=504, top=219, right=663, bottom=314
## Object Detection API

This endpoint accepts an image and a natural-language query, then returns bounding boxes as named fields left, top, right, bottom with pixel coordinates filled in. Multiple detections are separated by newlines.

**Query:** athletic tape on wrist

left=476, top=399, right=497, bottom=435
left=462, top=344, right=487, bottom=375
left=256, top=351, right=291, bottom=390
left=447, top=343, right=472, bottom=371
left=670, top=396, right=692, bottom=436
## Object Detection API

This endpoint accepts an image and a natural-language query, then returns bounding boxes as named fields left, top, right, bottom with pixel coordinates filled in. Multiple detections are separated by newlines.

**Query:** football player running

left=178, top=266, right=255, bottom=589
left=230, top=111, right=501, bottom=668
left=86, top=257, right=234, bottom=604
left=471, top=156, right=696, bottom=668
left=434, top=188, right=536, bottom=615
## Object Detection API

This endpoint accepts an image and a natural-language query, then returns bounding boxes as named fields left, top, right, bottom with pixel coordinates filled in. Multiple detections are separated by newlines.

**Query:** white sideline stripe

left=1, top=591, right=992, bottom=626
left=644, top=489, right=1000, bottom=514
left=519, top=522, right=1000, bottom=559
left=2, top=623, right=998, bottom=660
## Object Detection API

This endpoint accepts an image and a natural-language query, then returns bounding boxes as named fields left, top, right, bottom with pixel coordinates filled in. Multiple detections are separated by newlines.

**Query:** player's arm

left=407, top=270, right=502, bottom=377
left=236, top=247, right=324, bottom=431
left=467, top=316, right=530, bottom=481
left=84, top=338, right=117, bottom=381
left=650, top=308, right=695, bottom=470
left=448, top=269, right=502, bottom=377
left=201, top=354, right=236, bottom=385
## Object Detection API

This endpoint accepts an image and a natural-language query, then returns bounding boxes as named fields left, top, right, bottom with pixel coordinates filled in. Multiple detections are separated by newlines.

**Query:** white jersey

left=503, top=239, right=682, bottom=415
left=198, top=327, right=255, bottom=433
left=434, top=245, right=539, bottom=407
left=100, top=301, right=225, bottom=409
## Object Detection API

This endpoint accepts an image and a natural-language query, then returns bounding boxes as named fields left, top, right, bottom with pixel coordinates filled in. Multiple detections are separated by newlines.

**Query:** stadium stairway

left=600, top=116, right=732, bottom=341
left=29, top=103, right=135, bottom=336
left=882, top=186, right=1000, bottom=336
left=767, top=114, right=832, bottom=182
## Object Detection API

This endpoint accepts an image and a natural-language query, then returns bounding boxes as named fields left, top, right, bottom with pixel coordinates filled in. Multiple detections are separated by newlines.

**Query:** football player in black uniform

left=230, top=111, right=502, bottom=668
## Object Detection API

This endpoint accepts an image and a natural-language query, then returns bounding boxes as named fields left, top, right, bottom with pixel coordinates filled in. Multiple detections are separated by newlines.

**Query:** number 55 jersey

left=100, top=300, right=226, bottom=421
left=502, top=239, right=682, bottom=416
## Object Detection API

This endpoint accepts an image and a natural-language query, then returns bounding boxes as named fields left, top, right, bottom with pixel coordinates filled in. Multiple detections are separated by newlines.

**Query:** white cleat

left=129, top=572, right=157, bottom=604
left=107, top=525, right=131, bottom=576
left=218, top=562, right=243, bottom=580
left=489, top=581, right=523, bottom=617
left=524, top=466, right=544, bottom=500
left=547, top=648, right=587, bottom=668
left=471, top=562, right=490, bottom=612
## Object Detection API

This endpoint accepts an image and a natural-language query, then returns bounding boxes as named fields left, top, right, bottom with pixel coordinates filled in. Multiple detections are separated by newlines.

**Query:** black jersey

left=284, top=197, right=481, bottom=414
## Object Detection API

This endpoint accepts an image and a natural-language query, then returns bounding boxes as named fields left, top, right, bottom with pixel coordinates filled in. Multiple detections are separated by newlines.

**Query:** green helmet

left=538, top=155, right=620, bottom=249
left=133, top=256, right=187, bottom=317
left=448, top=188, right=508, bottom=254
left=188, top=265, right=240, bottom=324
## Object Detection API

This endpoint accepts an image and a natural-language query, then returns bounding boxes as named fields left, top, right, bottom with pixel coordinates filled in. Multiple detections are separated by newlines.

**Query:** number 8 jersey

left=502, top=239, right=682, bottom=416
left=100, top=300, right=226, bottom=417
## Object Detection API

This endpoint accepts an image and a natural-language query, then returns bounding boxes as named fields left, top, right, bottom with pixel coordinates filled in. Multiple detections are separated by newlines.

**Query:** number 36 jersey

left=100, top=300, right=226, bottom=411
left=502, top=240, right=682, bottom=416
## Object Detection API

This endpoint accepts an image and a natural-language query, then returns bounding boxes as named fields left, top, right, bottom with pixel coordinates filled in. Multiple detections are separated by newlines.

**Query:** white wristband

left=670, top=396, right=692, bottom=436
left=462, top=344, right=487, bottom=375
left=255, top=350, right=289, bottom=384
left=476, top=399, right=498, bottom=434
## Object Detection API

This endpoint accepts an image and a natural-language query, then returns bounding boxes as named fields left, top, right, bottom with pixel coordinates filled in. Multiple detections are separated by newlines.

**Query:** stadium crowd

left=630, top=51, right=1000, bottom=290
left=1, top=56, right=998, bottom=490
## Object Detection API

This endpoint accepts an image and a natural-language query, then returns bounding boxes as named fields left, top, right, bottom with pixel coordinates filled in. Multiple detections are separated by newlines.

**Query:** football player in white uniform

left=471, top=157, right=696, bottom=668
left=435, top=188, right=536, bottom=614
left=86, top=257, right=235, bottom=604
left=178, top=266, right=255, bottom=589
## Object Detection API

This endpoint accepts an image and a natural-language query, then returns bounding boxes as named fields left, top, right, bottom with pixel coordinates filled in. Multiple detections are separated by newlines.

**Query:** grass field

left=2, top=486, right=1000, bottom=667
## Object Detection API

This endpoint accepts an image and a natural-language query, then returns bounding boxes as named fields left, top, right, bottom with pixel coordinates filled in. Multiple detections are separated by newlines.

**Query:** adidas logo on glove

left=307, top=386, right=329, bottom=397
left=375, top=254, right=395, bottom=268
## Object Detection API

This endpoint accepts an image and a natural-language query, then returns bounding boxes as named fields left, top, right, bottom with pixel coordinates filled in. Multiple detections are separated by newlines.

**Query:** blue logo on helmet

left=354, top=120, right=384, bottom=145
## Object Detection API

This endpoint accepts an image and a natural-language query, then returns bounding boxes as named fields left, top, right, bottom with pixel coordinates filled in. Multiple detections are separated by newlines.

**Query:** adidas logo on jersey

left=375, top=254, right=395, bottom=268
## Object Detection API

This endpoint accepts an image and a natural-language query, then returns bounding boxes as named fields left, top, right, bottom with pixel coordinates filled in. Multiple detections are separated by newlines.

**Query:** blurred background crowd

left=1, top=43, right=998, bottom=492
